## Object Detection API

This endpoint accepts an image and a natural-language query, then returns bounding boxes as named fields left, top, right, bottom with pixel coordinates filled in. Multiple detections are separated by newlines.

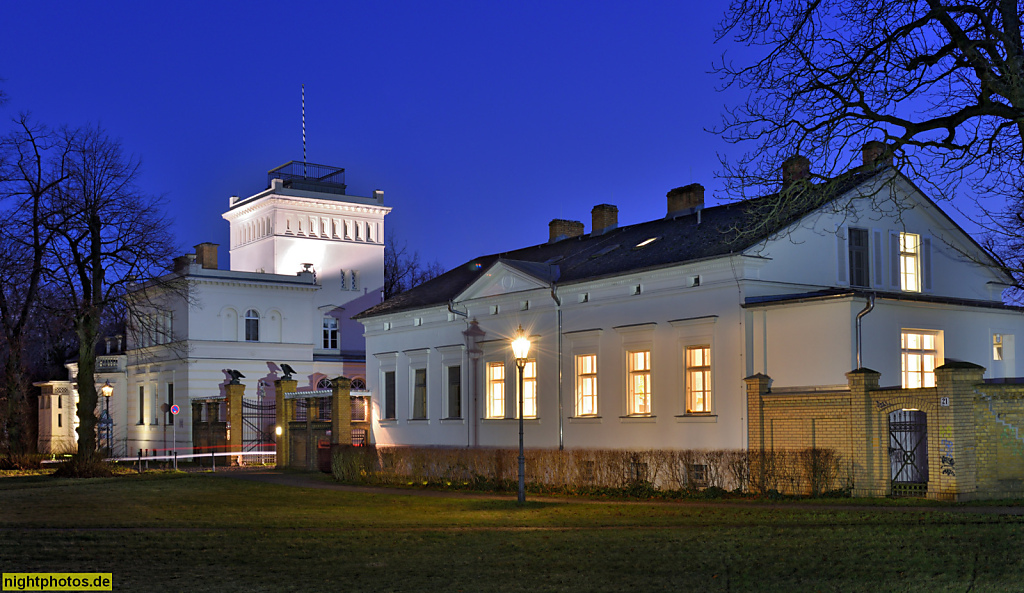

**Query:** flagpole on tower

left=302, top=84, right=307, bottom=177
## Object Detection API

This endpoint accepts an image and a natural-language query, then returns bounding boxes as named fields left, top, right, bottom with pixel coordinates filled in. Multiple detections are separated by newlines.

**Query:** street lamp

left=100, top=380, right=114, bottom=454
left=511, top=324, right=532, bottom=504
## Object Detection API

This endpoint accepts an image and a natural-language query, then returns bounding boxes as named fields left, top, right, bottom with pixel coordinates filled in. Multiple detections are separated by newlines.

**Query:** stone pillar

left=744, top=373, right=772, bottom=452
left=226, top=383, right=245, bottom=464
left=332, top=376, right=352, bottom=446
left=847, top=368, right=882, bottom=497
left=934, top=361, right=984, bottom=501
left=275, top=379, right=297, bottom=468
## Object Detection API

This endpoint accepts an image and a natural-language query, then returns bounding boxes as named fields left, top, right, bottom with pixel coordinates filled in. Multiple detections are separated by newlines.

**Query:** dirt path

left=212, top=469, right=1024, bottom=514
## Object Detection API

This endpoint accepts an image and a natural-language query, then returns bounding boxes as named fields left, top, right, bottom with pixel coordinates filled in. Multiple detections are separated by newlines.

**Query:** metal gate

left=889, top=409, right=928, bottom=497
left=242, top=397, right=276, bottom=464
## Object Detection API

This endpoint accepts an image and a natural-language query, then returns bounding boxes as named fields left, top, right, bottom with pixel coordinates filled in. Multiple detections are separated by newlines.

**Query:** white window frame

left=685, top=345, right=712, bottom=413
left=901, top=329, right=942, bottom=388
left=627, top=350, right=651, bottom=416
left=486, top=361, right=505, bottom=419
left=575, top=354, right=598, bottom=417
left=244, top=309, right=260, bottom=342
left=517, top=359, right=537, bottom=419
left=322, top=317, right=338, bottom=350
left=899, top=232, right=921, bottom=292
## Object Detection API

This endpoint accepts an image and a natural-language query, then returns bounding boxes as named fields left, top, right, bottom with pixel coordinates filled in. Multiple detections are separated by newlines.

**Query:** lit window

left=518, top=360, right=537, bottom=419
left=244, top=309, right=260, bottom=342
left=899, top=233, right=921, bottom=292
left=575, top=354, right=598, bottom=416
left=412, top=368, right=427, bottom=419
left=994, top=334, right=1004, bottom=361
left=901, top=330, right=941, bottom=388
left=322, top=317, right=338, bottom=350
left=486, top=362, right=505, bottom=419
left=627, top=350, right=651, bottom=415
left=686, top=346, right=712, bottom=413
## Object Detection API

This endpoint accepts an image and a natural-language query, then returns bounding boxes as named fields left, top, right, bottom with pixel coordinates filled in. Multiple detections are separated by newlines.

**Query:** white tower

left=222, top=161, right=391, bottom=357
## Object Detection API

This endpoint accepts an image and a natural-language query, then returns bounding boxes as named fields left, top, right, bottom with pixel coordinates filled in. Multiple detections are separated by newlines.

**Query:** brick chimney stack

left=194, top=243, right=219, bottom=270
left=781, top=155, right=811, bottom=188
left=667, top=183, right=704, bottom=216
left=591, top=204, right=618, bottom=235
left=549, top=219, right=585, bottom=243
left=861, top=140, right=892, bottom=169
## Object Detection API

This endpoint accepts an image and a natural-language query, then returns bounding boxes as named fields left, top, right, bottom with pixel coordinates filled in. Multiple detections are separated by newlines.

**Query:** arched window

left=350, top=378, right=366, bottom=391
left=244, top=309, right=260, bottom=342
left=317, top=377, right=333, bottom=390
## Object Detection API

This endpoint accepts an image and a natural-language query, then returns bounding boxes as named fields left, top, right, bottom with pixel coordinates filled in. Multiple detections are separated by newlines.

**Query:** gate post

left=275, top=378, right=298, bottom=468
left=226, top=383, right=245, bottom=464
left=934, top=361, right=984, bottom=501
left=847, top=368, right=884, bottom=497
left=331, top=376, right=352, bottom=446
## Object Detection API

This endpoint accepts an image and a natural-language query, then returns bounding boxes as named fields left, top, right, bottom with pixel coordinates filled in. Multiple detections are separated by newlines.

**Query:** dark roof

left=357, top=169, right=887, bottom=319
left=743, top=288, right=1024, bottom=311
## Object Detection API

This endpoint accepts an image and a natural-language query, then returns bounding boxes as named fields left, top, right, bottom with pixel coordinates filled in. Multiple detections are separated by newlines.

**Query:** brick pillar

left=744, top=373, right=772, bottom=452
left=332, top=376, right=352, bottom=446
left=846, top=368, right=883, bottom=497
left=934, top=361, right=984, bottom=501
left=275, top=379, right=297, bottom=468
left=226, top=383, right=245, bottom=464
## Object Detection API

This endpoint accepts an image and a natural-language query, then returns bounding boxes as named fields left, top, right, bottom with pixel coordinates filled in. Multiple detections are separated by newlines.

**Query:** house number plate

left=940, top=397, right=950, bottom=407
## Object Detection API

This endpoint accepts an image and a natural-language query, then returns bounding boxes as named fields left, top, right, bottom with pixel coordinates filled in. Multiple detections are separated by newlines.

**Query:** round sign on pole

left=170, top=404, right=180, bottom=415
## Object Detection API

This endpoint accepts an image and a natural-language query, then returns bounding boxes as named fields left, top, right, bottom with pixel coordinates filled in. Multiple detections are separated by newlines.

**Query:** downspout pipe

left=549, top=284, right=563, bottom=450
left=855, top=293, right=876, bottom=369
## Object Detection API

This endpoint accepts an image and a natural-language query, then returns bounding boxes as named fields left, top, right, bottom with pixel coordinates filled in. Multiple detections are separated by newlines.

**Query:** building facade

left=38, top=162, right=389, bottom=455
left=356, top=154, right=1024, bottom=459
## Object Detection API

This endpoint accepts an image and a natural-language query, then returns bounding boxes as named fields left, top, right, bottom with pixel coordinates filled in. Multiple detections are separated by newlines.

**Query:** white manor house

left=37, top=162, right=388, bottom=455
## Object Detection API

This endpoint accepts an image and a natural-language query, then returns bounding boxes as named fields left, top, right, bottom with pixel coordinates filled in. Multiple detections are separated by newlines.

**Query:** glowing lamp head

left=100, top=380, right=114, bottom=398
left=511, top=325, right=531, bottom=362
left=275, top=426, right=283, bottom=437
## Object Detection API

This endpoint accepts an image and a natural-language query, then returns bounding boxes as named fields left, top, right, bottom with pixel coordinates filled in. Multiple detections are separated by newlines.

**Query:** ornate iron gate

left=241, top=397, right=276, bottom=464
left=889, top=409, right=928, bottom=497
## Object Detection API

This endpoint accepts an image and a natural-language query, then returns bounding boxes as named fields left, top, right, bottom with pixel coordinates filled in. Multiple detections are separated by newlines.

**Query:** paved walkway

left=212, top=469, right=1024, bottom=514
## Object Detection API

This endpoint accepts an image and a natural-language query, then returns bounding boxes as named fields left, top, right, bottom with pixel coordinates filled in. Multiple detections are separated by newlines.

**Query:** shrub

left=329, top=445, right=847, bottom=498
left=52, top=451, right=115, bottom=478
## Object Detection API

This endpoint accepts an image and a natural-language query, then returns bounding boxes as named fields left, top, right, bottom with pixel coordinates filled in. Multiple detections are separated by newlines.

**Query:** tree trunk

left=73, top=308, right=100, bottom=456
left=1, top=337, right=30, bottom=455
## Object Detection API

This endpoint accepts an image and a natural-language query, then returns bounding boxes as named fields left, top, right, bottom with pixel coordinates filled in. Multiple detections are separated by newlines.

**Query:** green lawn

left=1, top=471, right=1022, bottom=592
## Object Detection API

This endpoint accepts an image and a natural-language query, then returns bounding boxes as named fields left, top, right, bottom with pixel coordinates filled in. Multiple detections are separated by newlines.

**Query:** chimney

left=373, top=189, right=384, bottom=204
left=549, top=219, right=585, bottom=243
left=173, top=254, right=196, bottom=273
left=591, top=204, right=618, bottom=235
left=861, top=140, right=892, bottom=169
left=194, top=243, right=219, bottom=270
left=781, top=155, right=811, bottom=188
left=666, top=183, right=704, bottom=216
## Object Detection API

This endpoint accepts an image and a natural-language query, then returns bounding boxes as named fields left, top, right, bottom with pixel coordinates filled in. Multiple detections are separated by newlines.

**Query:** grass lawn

left=1, top=471, right=1023, bottom=592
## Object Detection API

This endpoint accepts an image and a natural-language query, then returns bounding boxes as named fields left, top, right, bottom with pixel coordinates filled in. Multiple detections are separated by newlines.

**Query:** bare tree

left=0, top=116, right=71, bottom=453
left=713, top=1, right=1024, bottom=244
left=44, top=126, right=178, bottom=459
left=384, top=233, right=445, bottom=300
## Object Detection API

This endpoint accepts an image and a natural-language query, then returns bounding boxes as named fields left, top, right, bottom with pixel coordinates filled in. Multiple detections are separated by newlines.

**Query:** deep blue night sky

left=3, top=2, right=755, bottom=272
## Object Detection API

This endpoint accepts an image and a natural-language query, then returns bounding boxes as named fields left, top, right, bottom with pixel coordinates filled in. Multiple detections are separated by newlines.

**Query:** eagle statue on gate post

left=226, top=369, right=245, bottom=385
left=280, top=363, right=297, bottom=381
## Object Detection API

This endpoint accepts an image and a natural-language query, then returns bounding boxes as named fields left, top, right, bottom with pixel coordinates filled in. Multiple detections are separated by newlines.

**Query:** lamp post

left=511, top=325, right=532, bottom=504
left=100, top=380, right=114, bottom=454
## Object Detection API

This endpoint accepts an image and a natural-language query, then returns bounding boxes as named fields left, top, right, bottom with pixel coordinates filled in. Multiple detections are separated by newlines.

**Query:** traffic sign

left=170, top=404, right=180, bottom=415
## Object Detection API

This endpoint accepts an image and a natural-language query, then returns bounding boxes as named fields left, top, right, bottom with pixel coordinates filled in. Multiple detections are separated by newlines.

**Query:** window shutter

left=890, top=232, right=900, bottom=287
left=922, top=236, right=932, bottom=291
left=873, top=229, right=884, bottom=286
left=836, top=230, right=847, bottom=284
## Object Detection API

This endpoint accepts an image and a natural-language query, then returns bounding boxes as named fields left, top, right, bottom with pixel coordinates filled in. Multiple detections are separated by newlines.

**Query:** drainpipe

left=855, top=293, right=876, bottom=369
left=549, top=284, right=564, bottom=450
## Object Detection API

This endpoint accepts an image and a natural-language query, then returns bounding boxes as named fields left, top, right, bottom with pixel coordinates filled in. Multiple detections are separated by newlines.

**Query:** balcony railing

left=267, top=161, right=346, bottom=195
